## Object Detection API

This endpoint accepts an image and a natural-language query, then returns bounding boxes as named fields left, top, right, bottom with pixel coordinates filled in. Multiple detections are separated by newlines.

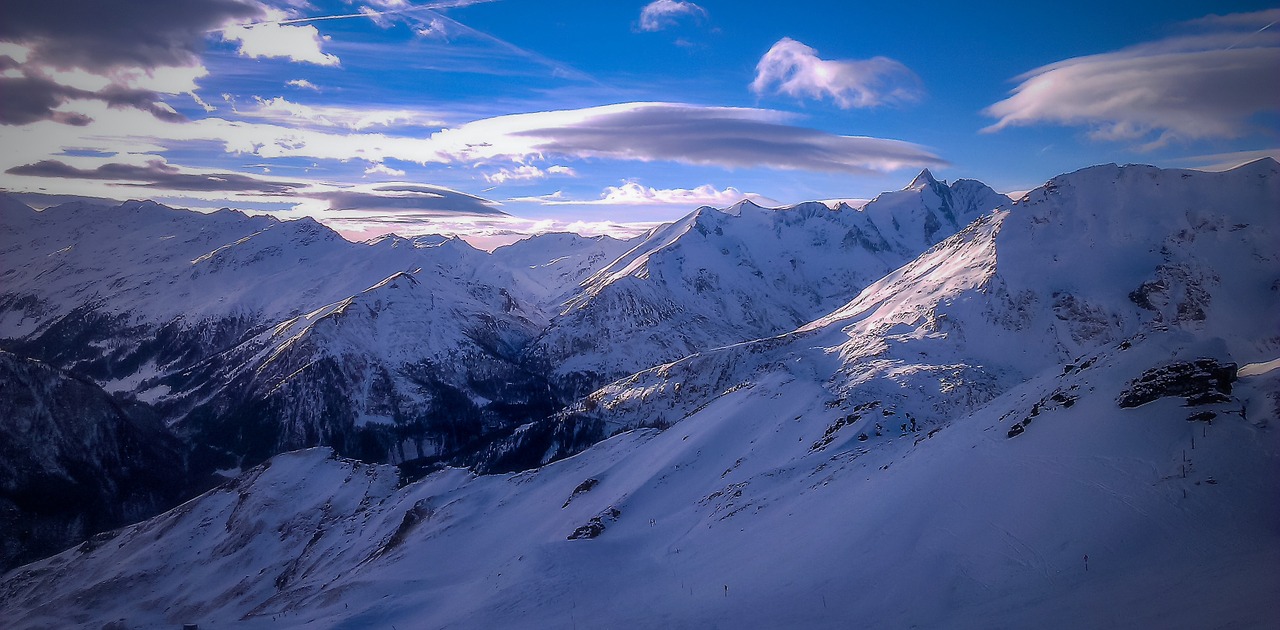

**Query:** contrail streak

left=1225, top=19, right=1276, bottom=50
left=212, top=0, right=500, bottom=31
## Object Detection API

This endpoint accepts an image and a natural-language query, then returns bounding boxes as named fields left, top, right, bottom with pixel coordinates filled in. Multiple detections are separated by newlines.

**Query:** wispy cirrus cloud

left=285, top=78, right=321, bottom=91
left=235, top=96, right=447, bottom=130
left=983, top=9, right=1280, bottom=148
left=751, top=38, right=923, bottom=109
left=246, top=0, right=500, bottom=28
left=637, top=0, right=708, bottom=32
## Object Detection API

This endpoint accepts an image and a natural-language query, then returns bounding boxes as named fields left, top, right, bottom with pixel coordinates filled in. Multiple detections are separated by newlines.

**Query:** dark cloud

left=313, top=184, right=506, bottom=216
left=96, top=85, right=187, bottom=122
left=510, top=104, right=943, bottom=173
left=7, top=159, right=300, bottom=193
left=0, top=0, right=262, bottom=72
left=0, top=0, right=262, bottom=124
left=0, top=69, right=187, bottom=126
left=0, top=75, right=93, bottom=125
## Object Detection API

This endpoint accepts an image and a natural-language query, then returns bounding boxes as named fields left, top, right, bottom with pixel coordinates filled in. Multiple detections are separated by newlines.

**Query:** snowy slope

left=3, top=161, right=1275, bottom=628
left=529, top=171, right=1009, bottom=395
left=2, top=333, right=1275, bottom=629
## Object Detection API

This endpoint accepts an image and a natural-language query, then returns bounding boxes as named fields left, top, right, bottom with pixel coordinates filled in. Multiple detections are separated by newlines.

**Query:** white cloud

left=751, top=38, right=922, bottom=109
left=0, top=42, right=30, bottom=63
left=983, top=9, right=1280, bottom=148
left=221, top=23, right=340, bottom=66
left=109, top=64, right=209, bottom=95
left=286, top=79, right=321, bottom=91
left=364, top=162, right=406, bottom=177
left=506, top=191, right=567, bottom=203
left=415, top=17, right=449, bottom=39
left=598, top=182, right=753, bottom=206
left=484, top=164, right=577, bottom=184
left=190, top=92, right=216, bottom=113
left=238, top=96, right=446, bottom=130
left=638, top=0, right=708, bottom=32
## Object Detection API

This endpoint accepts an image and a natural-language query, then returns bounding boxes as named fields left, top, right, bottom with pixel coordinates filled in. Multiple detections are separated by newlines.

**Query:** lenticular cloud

left=983, top=9, right=1280, bottom=148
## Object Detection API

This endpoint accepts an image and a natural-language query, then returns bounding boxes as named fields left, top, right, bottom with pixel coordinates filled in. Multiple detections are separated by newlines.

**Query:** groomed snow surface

left=2, top=160, right=1279, bottom=628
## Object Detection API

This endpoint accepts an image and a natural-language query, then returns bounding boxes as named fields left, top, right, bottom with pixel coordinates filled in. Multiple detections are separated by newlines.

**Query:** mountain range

left=1, top=160, right=1277, bottom=628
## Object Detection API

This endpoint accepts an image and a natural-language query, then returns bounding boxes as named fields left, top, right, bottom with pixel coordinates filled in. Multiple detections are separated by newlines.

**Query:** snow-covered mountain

left=2, top=160, right=1276, bottom=628
left=527, top=170, right=1009, bottom=397
left=0, top=199, right=634, bottom=471
left=495, top=160, right=1279, bottom=468
left=0, top=198, right=469, bottom=380
left=0, top=171, right=1004, bottom=475
left=163, top=270, right=552, bottom=469
left=0, top=351, right=191, bottom=572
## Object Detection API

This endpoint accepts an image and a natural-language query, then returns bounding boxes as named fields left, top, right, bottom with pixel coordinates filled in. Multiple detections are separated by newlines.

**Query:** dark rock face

left=562, top=478, right=599, bottom=508
left=468, top=413, right=609, bottom=475
left=1117, top=359, right=1238, bottom=409
left=0, top=352, right=190, bottom=571
left=8, top=307, right=263, bottom=386
left=567, top=507, right=621, bottom=540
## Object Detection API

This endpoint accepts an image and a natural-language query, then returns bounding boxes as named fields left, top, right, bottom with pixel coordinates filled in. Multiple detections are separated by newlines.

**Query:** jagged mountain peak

left=905, top=167, right=940, bottom=190
left=716, top=198, right=768, bottom=216
left=531, top=172, right=1011, bottom=393
left=366, top=270, right=421, bottom=292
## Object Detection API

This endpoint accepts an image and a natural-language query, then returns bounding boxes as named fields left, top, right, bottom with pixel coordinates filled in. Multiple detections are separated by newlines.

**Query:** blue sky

left=1, top=0, right=1277, bottom=245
